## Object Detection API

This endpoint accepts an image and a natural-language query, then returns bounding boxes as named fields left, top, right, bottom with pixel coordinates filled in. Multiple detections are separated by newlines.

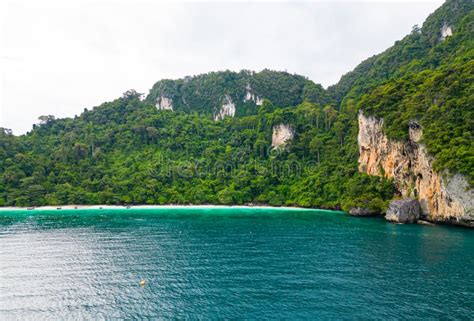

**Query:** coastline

left=1, top=204, right=471, bottom=228
left=0, top=204, right=337, bottom=212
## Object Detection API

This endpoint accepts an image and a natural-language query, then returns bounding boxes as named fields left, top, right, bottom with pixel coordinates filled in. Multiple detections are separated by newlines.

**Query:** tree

left=310, top=135, right=324, bottom=164
left=38, top=115, right=56, bottom=125
left=411, top=24, right=421, bottom=34
left=122, top=89, right=141, bottom=99
left=254, top=134, right=268, bottom=158
left=217, top=187, right=234, bottom=204
left=146, top=127, right=159, bottom=143
left=0, top=127, right=13, bottom=136
left=333, top=121, right=345, bottom=148
left=323, top=105, right=337, bottom=130
left=73, top=143, right=88, bottom=159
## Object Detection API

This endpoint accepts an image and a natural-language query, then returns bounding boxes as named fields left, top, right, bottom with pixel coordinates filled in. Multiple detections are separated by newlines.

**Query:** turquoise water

left=0, top=207, right=473, bottom=319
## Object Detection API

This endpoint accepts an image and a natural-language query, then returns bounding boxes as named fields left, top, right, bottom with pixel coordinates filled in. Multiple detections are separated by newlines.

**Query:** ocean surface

left=0, top=207, right=473, bottom=319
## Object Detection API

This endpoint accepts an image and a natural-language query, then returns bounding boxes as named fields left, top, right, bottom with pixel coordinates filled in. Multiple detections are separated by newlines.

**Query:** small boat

left=27, top=207, right=35, bottom=210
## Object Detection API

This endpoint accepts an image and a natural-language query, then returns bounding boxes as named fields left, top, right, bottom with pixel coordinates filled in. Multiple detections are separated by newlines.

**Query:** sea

left=1, top=207, right=473, bottom=319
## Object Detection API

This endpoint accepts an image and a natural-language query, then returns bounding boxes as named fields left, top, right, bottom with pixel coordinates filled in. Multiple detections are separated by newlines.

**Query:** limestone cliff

left=358, top=112, right=473, bottom=226
left=440, top=23, right=453, bottom=41
left=244, top=84, right=264, bottom=106
left=156, top=95, right=173, bottom=110
left=271, top=124, right=294, bottom=149
left=214, top=95, right=236, bottom=121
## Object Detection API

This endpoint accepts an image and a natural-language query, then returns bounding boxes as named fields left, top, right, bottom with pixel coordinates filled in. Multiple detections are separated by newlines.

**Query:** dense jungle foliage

left=0, top=95, right=393, bottom=209
left=0, top=0, right=472, bottom=209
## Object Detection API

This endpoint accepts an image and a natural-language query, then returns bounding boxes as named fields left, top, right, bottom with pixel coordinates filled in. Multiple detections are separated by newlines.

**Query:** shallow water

left=0, top=208, right=473, bottom=319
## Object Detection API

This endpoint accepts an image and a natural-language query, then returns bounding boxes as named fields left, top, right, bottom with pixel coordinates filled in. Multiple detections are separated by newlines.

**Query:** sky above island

left=1, top=0, right=443, bottom=135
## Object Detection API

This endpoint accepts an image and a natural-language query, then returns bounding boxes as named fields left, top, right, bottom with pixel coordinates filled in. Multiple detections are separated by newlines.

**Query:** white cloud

left=0, top=0, right=442, bottom=134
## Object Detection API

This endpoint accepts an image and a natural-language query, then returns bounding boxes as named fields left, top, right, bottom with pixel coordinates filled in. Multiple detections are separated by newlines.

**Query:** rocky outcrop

left=385, top=199, right=421, bottom=224
left=156, top=95, right=173, bottom=110
left=440, top=23, right=453, bottom=41
left=244, top=84, right=263, bottom=106
left=214, top=95, right=236, bottom=121
left=358, top=112, right=473, bottom=226
left=244, top=85, right=254, bottom=102
left=271, top=124, right=294, bottom=149
left=348, top=207, right=378, bottom=217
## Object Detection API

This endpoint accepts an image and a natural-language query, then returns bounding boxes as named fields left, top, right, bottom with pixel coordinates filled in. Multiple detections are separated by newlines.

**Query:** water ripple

left=1, top=209, right=473, bottom=319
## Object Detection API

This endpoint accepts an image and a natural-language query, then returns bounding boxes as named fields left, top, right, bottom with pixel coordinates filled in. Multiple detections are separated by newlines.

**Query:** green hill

left=146, top=69, right=328, bottom=117
left=0, top=0, right=472, bottom=213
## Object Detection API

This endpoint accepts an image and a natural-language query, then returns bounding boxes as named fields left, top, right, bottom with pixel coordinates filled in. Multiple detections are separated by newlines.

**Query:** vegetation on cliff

left=359, top=9, right=474, bottom=184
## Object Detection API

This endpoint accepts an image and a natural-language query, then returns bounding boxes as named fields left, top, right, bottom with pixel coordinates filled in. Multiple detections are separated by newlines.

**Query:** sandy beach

left=0, top=204, right=322, bottom=211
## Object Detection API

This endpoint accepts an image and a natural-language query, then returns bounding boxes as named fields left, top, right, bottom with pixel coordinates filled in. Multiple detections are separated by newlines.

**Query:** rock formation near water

left=385, top=199, right=421, bottom=224
left=357, top=112, right=473, bottom=226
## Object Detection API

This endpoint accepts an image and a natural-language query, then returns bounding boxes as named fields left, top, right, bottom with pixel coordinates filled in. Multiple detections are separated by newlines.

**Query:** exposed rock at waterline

left=417, top=219, right=435, bottom=226
left=348, top=207, right=379, bottom=217
left=385, top=199, right=421, bottom=224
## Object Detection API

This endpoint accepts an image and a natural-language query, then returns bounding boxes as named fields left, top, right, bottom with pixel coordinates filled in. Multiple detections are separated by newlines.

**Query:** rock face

left=440, top=23, right=453, bottom=41
left=358, top=112, right=473, bottom=226
left=156, top=96, right=173, bottom=110
left=244, top=84, right=263, bottom=106
left=214, top=95, right=236, bottom=121
left=271, top=124, right=294, bottom=149
left=385, top=199, right=421, bottom=224
left=348, top=207, right=378, bottom=217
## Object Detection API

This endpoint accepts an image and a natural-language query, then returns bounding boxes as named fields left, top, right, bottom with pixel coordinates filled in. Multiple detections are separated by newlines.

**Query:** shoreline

left=0, top=205, right=471, bottom=228
left=0, top=204, right=339, bottom=212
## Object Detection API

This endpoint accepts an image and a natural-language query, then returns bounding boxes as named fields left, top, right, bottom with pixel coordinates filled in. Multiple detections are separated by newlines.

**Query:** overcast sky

left=1, top=0, right=443, bottom=135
